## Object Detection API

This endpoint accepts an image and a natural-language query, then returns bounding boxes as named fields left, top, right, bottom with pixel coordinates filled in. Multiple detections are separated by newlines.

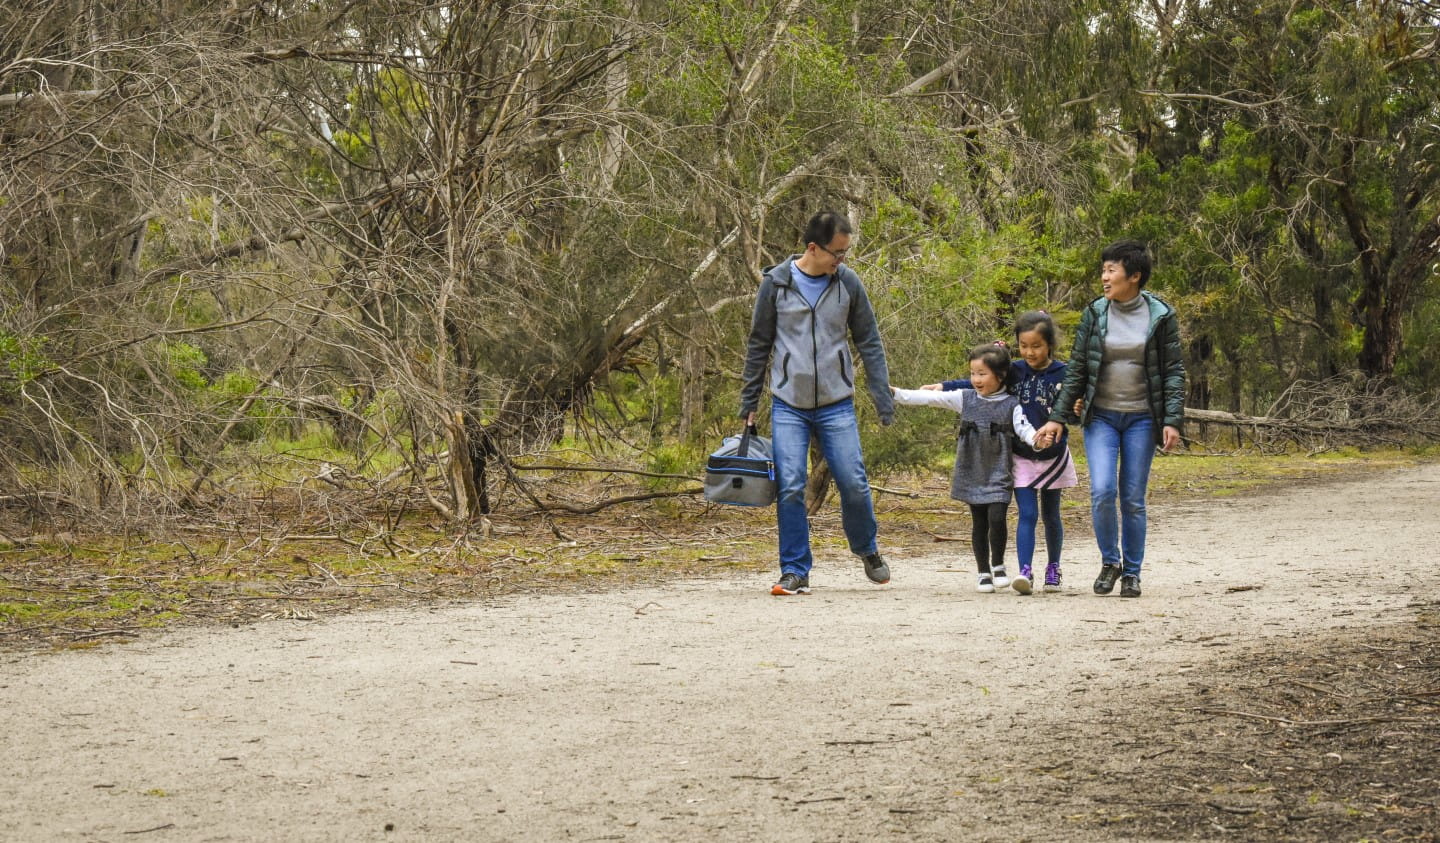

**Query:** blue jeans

left=1083, top=409, right=1156, bottom=578
left=771, top=398, right=878, bottom=577
left=1014, top=487, right=1063, bottom=569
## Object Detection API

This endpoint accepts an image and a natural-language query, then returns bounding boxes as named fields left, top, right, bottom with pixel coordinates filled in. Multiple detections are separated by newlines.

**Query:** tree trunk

left=1356, top=296, right=1403, bottom=380
left=1356, top=218, right=1440, bottom=380
left=805, top=440, right=831, bottom=515
left=444, top=412, right=480, bottom=522
left=1187, top=333, right=1212, bottom=441
left=679, top=342, right=704, bottom=441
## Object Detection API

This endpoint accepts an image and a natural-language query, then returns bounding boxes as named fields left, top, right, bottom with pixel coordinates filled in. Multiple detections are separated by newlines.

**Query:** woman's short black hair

left=1014, top=310, right=1059, bottom=352
left=1101, top=240, right=1152, bottom=287
left=968, top=342, right=1013, bottom=387
left=803, top=211, right=853, bottom=247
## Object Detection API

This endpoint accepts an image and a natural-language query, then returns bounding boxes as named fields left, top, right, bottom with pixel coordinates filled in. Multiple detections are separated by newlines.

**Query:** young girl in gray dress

left=892, top=343, right=1045, bottom=592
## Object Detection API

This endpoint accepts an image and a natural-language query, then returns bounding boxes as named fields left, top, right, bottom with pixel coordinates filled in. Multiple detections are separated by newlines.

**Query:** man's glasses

left=816, top=243, right=849, bottom=261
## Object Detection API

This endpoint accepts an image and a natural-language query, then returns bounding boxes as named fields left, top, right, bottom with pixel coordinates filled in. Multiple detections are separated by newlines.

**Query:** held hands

left=1035, top=420, right=1065, bottom=449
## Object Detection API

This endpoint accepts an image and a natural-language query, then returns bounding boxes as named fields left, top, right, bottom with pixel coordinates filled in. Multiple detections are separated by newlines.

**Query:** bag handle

left=737, top=422, right=758, bottom=457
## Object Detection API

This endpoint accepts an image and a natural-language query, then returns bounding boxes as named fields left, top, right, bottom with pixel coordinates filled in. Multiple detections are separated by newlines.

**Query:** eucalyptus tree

left=0, top=1, right=336, bottom=514
left=1106, top=0, right=1440, bottom=399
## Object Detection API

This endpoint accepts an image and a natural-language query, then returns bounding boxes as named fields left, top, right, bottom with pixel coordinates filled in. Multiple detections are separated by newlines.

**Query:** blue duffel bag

left=703, top=424, right=776, bottom=507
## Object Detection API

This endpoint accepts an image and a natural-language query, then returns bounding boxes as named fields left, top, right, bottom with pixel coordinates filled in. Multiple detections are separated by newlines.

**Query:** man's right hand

left=745, top=412, right=756, bottom=428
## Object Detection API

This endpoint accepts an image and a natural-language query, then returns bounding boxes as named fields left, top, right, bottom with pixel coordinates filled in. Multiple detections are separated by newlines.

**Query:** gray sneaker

left=771, top=573, right=811, bottom=596
left=861, top=552, right=890, bottom=584
left=1093, top=564, right=1122, bottom=595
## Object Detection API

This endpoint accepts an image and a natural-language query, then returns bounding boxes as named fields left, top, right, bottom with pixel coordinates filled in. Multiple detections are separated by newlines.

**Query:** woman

left=1035, top=240, right=1184, bottom=598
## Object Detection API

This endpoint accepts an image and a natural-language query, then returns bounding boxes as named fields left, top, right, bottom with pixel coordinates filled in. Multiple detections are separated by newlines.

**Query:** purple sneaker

left=1012, top=564, right=1033, bottom=594
left=1043, top=562, right=1062, bottom=592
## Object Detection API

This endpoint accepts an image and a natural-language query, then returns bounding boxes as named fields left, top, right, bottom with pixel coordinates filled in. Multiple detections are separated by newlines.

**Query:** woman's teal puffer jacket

left=1049, top=291, right=1185, bottom=442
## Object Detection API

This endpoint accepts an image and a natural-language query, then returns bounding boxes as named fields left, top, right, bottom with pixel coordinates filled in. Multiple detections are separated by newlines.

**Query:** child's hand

left=919, top=383, right=942, bottom=391
left=890, top=386, right=898, bottom=396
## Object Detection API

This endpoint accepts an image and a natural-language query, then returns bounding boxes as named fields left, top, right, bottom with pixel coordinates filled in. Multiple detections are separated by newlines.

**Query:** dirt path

left=3, top=464, right=1437, bottom=842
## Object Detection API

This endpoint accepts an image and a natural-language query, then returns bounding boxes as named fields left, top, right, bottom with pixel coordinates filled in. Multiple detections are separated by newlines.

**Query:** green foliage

left=162, top=341, right=209, bottom=392
left=0, top=331, right=48, bottom=393
left=3, top=0, right=1435, bottom=524
left=333, top=67, right=432, bottom=164
left=644, top=440, right=707, bottom=483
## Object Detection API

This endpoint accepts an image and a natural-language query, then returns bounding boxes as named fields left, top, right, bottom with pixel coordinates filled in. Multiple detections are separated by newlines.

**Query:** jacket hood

left=765, top=256, right=847, bottom=289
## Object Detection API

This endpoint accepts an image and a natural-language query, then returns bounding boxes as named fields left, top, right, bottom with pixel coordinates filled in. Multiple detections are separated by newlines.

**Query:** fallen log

left=1183, top=407, right=1419, bottom=434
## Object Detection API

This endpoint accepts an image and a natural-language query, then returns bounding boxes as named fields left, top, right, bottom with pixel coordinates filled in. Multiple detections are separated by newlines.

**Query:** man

left=740, top=211, right=894, bottom=596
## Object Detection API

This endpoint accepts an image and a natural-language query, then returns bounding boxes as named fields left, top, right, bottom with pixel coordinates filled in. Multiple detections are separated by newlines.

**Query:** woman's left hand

left=1161, top=425, right=1181, bottom=452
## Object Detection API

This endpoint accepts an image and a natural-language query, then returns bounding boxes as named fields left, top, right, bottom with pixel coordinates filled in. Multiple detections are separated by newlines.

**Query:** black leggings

left=969, top=501, right=1009, bottom=573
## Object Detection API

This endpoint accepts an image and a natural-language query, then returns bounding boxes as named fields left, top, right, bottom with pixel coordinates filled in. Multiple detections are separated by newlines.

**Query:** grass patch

left=0, top=447, right=1432, bottom=650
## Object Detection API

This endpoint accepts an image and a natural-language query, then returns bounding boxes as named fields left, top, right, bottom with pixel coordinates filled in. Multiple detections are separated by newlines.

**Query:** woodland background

left=3, top=0, right=1438, bottom=530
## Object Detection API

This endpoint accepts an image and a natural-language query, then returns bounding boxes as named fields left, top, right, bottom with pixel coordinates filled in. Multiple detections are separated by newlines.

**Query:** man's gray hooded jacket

left=739, top=257, right=893, bottom=423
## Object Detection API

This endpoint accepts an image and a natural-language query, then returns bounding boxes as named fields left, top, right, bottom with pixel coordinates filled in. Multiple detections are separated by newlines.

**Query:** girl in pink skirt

left=928, top=311, right=1078, bottom=593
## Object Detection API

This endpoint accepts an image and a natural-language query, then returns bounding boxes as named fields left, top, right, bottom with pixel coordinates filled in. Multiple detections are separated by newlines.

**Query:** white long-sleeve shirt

left=891, top=387, right=1040, bottom=446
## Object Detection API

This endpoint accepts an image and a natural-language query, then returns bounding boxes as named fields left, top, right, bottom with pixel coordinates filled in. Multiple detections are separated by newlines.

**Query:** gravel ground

left=3, top=464, right=1437, bottom=842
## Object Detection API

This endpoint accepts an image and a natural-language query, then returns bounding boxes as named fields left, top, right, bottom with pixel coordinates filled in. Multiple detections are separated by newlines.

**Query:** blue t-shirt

left=789, top=263, right=831, bottom=308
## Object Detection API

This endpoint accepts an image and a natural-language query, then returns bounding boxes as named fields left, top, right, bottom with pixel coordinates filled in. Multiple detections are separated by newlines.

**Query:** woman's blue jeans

left=771, top=398, right=878, bottom=577
left=1083, top=409, right=1156, bottom=578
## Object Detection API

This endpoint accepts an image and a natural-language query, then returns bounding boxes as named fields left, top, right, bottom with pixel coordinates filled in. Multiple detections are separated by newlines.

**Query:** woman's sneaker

left=1119, top=575, right=1141, bottom=598
left=1043, top=562, right=1062, bottom=592
left=976, top=573, right=995, bottom=593
left=1093, top=564, right=1122, bottom=595
left=1012, top=564, right=1033, bottom=594
left=991, top=566, right=1011, bottom=589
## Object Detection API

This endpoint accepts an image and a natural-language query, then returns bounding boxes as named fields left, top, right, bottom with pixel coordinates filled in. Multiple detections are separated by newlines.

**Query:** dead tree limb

left=530, top=488, right=702, bottom=516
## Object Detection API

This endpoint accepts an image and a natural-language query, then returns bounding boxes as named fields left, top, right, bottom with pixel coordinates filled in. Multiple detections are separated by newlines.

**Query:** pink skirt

left=1013, top=447, right=1078, bottom=490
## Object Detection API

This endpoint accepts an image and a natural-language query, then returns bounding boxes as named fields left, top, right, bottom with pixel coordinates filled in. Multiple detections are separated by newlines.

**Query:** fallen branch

left=71, top=628, right=140, bottom=641
left=1205, top=802, right=1261, bottom=815
left=871, top=485, right=921, bottom=498
left=1184, top=406, right=1436, bottom=436
left=0, top=491, right=78, bottom=508
left=512, top=463, right=698, bottom=481
left=533, top=488, right=702, bottom=515
left=1191, top=706, right=1431, bottom=728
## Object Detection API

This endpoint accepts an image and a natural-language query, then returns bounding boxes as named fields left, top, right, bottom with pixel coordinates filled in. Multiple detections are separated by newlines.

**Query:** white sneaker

left=992, top=567, right=1011, bottom=589
left=976, top=574, right=995, bottom=593
left=1011, top=574, right=1032, bottom=595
